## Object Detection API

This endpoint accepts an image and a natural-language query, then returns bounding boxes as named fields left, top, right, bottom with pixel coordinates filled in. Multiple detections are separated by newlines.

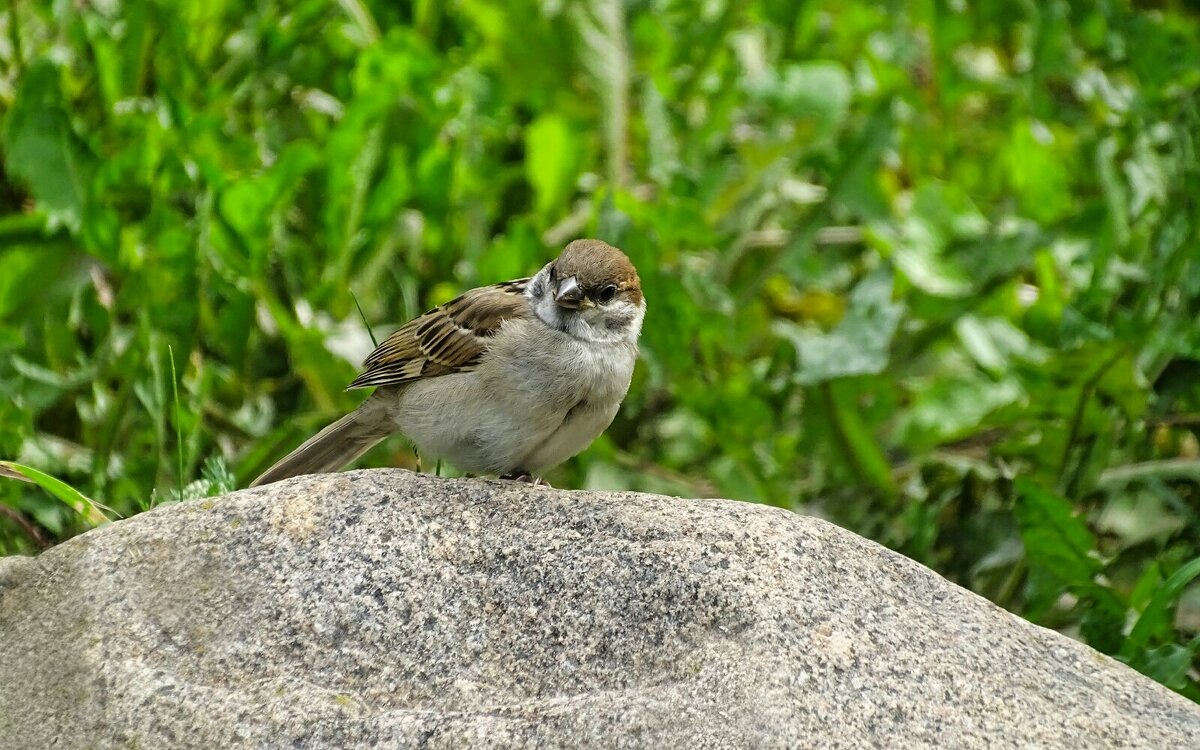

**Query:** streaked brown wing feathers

left=347, top=279, right=530, bottom=389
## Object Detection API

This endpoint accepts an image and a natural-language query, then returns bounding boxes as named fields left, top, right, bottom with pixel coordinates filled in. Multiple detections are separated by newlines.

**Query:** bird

left=250, top=238, right=644, bottom=487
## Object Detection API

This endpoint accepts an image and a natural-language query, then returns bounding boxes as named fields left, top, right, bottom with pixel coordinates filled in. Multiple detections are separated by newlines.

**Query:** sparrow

left=251, top=239, right=645, bottom=487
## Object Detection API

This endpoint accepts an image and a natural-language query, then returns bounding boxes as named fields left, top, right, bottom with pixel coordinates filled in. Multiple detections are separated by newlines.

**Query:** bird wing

left=346, top=279, right=531, bottom=389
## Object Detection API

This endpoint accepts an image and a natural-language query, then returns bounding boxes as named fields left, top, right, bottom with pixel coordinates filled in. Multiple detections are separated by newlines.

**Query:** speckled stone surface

left=1, top=470, right=1198, bottom=749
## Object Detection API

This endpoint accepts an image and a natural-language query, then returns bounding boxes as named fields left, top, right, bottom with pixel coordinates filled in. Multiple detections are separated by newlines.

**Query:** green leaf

left=911, top=181, right=990, bottom=242
left=0, top=247, right=71, bottom=320
left=1078, top=584, right=1128, bottom=656
left=824, top=381, right=895, bottom=496
left=525, top=114, right=581, bottom=215
left=776, top=269, right=903, bottom=385
left=1004, top=119, right=1073, bottom=223
left=1, top=60, right=96, bottom=233
left=955, top=316, right=1046, bottom=374
left=1130, top=563, right=1164, bottom=613
left=1094, top=489, right=1186, bottom=548
left=877, top=182, right=988, bottom=298
left=891, top=235, right=974, bottom=298
left=1130, top=643, right=1196, bottom=690
left=1014, top=479, right=1101, bottom=586
left=1125, top=557, right=1200, bottom=655
left=768, top=61, right=852, bottom=143
left=894, top=372, right=1023, bottom=451
left=199, top=455, right=237, bottom=496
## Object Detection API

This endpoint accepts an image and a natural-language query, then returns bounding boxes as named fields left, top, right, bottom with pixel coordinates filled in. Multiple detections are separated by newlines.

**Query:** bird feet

left=501, top=473, right=551, bottom=487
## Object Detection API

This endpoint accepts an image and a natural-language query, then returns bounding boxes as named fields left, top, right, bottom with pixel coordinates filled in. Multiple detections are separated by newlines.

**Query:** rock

left=1, top=470, right=1197, bottom=749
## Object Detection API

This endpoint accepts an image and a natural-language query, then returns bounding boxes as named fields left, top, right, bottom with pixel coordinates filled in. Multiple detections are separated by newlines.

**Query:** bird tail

left=250, top=395, right=393, bottom=487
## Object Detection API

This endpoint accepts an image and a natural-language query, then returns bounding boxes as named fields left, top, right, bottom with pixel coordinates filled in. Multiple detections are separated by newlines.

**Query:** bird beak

left=555, top=276, right=584, bottom=309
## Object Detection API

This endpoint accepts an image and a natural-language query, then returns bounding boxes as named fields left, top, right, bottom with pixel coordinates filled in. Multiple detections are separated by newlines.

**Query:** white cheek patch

left=526, top=265, right=644, bottom=344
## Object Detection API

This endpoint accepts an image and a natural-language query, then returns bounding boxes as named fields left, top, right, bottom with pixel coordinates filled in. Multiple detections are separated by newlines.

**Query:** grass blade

left=169, top=344, right=185, bottom=502
left=0, top=461, right=115, bottom=526
left=350, top=289, right=378, bottom=347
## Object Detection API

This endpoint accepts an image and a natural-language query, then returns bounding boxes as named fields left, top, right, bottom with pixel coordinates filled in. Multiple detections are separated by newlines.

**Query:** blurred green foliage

left=3, top=0, right=1200, bottom=699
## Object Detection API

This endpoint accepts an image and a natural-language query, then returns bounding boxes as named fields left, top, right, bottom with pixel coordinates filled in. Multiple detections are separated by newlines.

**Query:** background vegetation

left=3, top=0, right=1200, bottom=700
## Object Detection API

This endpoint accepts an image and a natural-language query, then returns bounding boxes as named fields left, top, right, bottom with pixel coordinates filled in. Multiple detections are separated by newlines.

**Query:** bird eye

left=597, top=284, right=617, bottom=302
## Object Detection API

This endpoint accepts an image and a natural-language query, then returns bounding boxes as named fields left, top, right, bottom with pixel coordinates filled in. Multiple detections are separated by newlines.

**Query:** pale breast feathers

left=346, top=279, right=531, bottom=389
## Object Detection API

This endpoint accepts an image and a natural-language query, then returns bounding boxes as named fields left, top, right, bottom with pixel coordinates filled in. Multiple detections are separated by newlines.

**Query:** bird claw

left=501, top=473, right=551, bottom=488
